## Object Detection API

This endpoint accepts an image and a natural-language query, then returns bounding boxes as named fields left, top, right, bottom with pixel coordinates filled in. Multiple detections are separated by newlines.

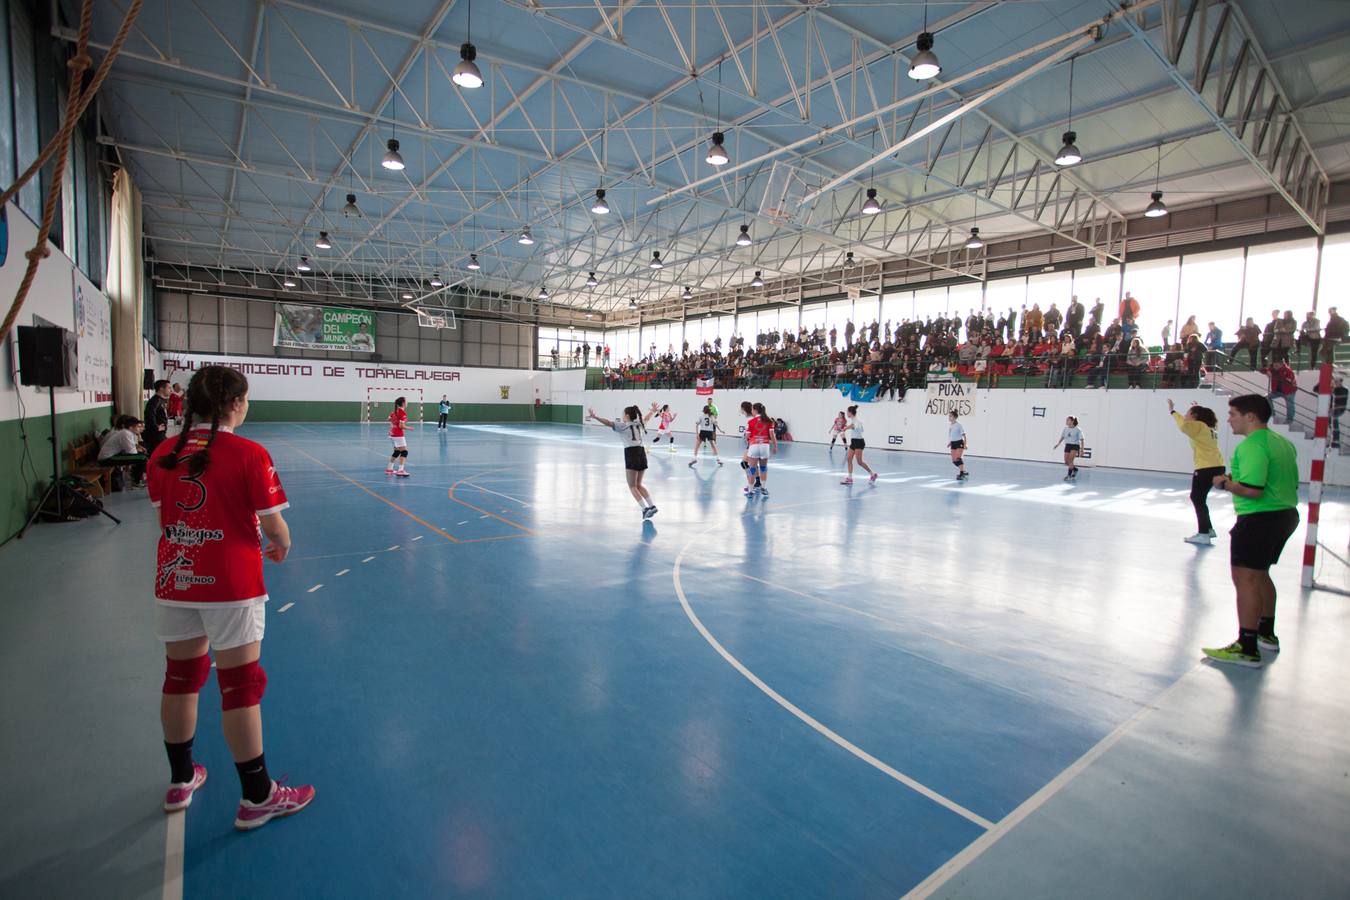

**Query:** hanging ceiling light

left=466, top=253, right=481, bottom=270
left=965, top=227, right=984, bottom=250
left=628, top=298, right=637, bottom=310
left=650, top=251, right=664, bottom=269
left=382, top=138, right=405, bottom=171
left=585, top=312, right=594, bottom=319
left=844, top=251, right=856, bottom=268
left=518, top=226, right=534, bottom=246
left=586, top=272, right=598, bottom=287
left=315, top=231, right=332, bottom=249
left=591, top=189, right=609, bottom=214
left=342, top=193, right=360, bottom=217
left=430, top=273, right=444, bottom=287
left=1054, top=57, right=1082, bottom=167
left=1144, top=143, right=1168, bottom=218
left=862, top=188, right=882, bottom=215
left=538, top=286, right=549, bottom=300
left=452, top=0, right=483, bottom=88
left=282, top=275, right=297, bottom=288
left=909, top=33, right=941, bottom=80
left=402, top=292, right=414, bottom=300
left=296, top=256, right=312, bottom=272
left=750, top=271, right=764, bottom=288
left=706, top=131, right=730, bottom=166
left=682, top=286, right=693, bottom=301
left=736, top=224, right=752, bottom=247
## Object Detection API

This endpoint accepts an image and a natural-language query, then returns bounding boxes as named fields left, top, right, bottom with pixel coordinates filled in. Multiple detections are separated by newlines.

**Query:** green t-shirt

left=1230, top=428, right=1299, bottom=515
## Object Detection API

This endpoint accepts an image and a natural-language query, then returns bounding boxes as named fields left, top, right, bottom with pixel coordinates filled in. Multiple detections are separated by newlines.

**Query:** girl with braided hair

left=147, top=365, right=315, bottom=830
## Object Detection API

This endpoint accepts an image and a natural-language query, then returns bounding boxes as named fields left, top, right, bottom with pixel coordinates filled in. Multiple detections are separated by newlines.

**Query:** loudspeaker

left=143, top=368, right=155, bottom=390
left=17, top=326, right=74, bottom=388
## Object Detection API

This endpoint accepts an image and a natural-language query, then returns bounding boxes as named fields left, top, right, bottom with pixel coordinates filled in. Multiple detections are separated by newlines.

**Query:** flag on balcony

left=695, top=376, right=714, bottom=396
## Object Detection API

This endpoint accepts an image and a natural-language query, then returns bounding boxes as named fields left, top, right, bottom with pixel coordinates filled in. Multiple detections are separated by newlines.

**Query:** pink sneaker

left=869, top=472, right=878, bottom=483
left=384, top=467, right=395, bottom=475
left=395, top=470, right=411, bottom=478
left=164, top=764, right=207, bottom=812
left=234, top=779, right=316, bottom=831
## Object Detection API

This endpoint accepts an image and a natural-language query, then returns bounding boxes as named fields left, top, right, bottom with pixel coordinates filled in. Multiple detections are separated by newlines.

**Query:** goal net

left=362, top=387, right=424, bottom=426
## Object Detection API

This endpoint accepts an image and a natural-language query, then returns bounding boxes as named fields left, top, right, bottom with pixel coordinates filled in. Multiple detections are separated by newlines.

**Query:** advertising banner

left=923, top=380, right=977, bottom=417
left=73, top=267, right=111, bottom=394
left=273, top=304, right=376, bottom=352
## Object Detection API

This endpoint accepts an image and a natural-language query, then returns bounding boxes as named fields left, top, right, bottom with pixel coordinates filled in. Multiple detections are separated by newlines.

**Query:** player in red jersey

left=386, top=396, right=411, bottom=477
left=148, top=365, right=314, bottom=830
left=744, top=402, right=778, bottom=498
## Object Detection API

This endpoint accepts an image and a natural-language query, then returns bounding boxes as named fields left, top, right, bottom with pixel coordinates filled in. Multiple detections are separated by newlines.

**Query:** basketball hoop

left=415, top=307, right=457, bottom=330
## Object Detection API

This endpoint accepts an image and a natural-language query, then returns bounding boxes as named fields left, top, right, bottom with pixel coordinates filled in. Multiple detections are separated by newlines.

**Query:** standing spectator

left=1066, top=296, right=1085, bottom=339
left=1179, top=316, right=1200, bottom=342
left=1333, top=375, right=1348, bottom=448
left=1183, top=334, right=1205, bottom=387
left=1043, top=303, right=1063, bottom=336
left=1204, top=321, right=1224, bottom=351
left=167, top=383, right=185, bottom=427
left=1125, top=337, right=1149, bottom=388
left=1161, top=319, right=1174, bottom=347
left=1267, top=359, right=1297, bottom=425
left=1273, top=310, right=1297, bottom=364
left=1024, top=304, right=1044, bottom=343
left=1299, top=311, right=1321, bottom=368
left=1118, top=291, right=1140, bottom=323
left=144, top=380, right=172, bottom=457
left=844, top=319, right=856, bottom=348
left=1088, top=297, right=1105, bottom=331
left=1260, top=309, right=1280, bottom=367
left=1323, top=307, right=1347, bottom=363
left=1202, top=394, right=1299, bottom=668
left=551, top=347, right=560, bottom=368
left=1237, top=317, right=1261, bottom=370
left=828, top=326, right=837, bottom=349
left=582, top=342, right=591, bottom=366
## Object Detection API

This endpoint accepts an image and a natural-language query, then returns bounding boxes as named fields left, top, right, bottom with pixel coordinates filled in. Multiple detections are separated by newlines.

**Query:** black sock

left=1238, top=628, right=1259, bottom=655
left=1258, top=616, right=1275, bottom=637
left=235, top=753, right=272, bottom=804
left=165, top=739, right=195, bottom=784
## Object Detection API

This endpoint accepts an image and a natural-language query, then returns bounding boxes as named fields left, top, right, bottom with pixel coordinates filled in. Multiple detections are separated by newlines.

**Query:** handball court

left=2, top=421, right=1348, bottom=899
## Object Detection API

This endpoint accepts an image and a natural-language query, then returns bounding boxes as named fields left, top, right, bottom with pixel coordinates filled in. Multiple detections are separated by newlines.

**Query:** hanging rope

left=0, top=0, right=145, bottom=345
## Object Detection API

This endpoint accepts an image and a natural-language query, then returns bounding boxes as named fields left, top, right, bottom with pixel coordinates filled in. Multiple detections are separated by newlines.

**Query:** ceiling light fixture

left=315, top=231, right=332, bottom=249
left=682, top=286, right=693, bottom=301
left=908, top=5, right=941, bottom=81
left=518, top=226, right=534, bottom=245
left=296, top=256, right=312, bottom=272
left=628, top=298, right=637, bottom=310
left=591, top=189, right=609, bottom=214
left=402, top=292, right=414, bottom=300
left=965, top=227, right=984, bottom=250
left=342, top=193, right=360, bottom=217
left=862, top=187, right=882, bottom=215
left=430, top=273, right=444, bottom=287
left=466, top=253, right=481, bottom=270
left=382, top=138, right=405, bottom=171
left=736, top=224, right=752, bottom=247
left=650, top=251, right=664, bottom=269
left=586, top=272, right=598, bottom=287
left=750, top=271, right=763, bottom=288
left=844, top=251, right=856, bottom=268
left=452, top=0, right=483, bottom=88
left=1144, top=143, right=1169, bottom=218
left=705, top=61, right=730, bottom=166
left=585, top=312, right=594, bottom=319
left=1055, top=56, right=1083, bottom=167
left=538, top=286, right=549, bottom=300
left=283, top=276, right=297, bottom=288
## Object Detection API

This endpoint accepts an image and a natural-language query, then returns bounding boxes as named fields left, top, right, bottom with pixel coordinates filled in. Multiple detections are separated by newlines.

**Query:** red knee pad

left=217, top=661, right=267, bottom=710
left=163, top=654, right=212, bottom=695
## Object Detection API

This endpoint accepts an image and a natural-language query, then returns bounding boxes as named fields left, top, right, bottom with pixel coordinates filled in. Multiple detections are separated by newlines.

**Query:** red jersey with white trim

left=389, top=407, right=408, bottom=437
left=746, top=418, right=773, bottom=445
left=147, top=429, right=289, bottom=606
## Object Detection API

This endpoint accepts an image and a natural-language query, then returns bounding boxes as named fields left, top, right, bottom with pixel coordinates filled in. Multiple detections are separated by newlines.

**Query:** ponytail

left=157, top=365, right=249, bottom=476
left=752, top=402, right=771, bottom=424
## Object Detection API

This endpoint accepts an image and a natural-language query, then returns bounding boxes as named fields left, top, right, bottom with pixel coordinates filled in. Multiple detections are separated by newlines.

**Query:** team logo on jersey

left=164, top=523, right=224, bottom=545
left=175, top=473, right=207, bottom=513
left=158, top=553, right=194, bottom=589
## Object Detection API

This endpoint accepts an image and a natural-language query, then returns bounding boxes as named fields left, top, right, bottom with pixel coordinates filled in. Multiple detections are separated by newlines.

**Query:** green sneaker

left=1202, top=641, right=1262, bottom=668
left=1257, top=633, right=1280, bottom=653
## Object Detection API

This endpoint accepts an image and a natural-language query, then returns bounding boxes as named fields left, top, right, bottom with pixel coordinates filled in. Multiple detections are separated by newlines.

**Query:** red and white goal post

left=1303, top=362, right=1350, bottom=593
left=362, top=387, right=425, bottom=426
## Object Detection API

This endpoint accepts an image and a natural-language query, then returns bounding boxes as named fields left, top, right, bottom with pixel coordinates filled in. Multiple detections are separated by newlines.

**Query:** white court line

left=307, top=584, right=323, bottom=593
left=387, top=544, right=399, bottom=551
left=457, top=521, right=469, bottom=525
left=671, top=516, right=994, bottom=831
left=361, top=556, right=376, bottom=563
left=335, top=569, right=350, bottom=576
left=466, top=483, right=531, bottom=506
left=411, top=535, right=423, bottom=541
left=902, top=663, right=1204, bottom=899
left=162, top=811, right=185, bottom=900
left=278, top=602, right=295, bottom=613
left=479, top=515, right=489, bottom=519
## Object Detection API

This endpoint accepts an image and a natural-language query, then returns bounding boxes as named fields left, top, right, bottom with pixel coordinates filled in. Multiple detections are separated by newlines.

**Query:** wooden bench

left=66, top=435, right=111, bottom=497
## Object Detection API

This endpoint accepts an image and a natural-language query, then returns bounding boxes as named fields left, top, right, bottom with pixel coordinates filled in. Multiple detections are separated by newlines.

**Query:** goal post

left=362, top=386, right=425, bottom=426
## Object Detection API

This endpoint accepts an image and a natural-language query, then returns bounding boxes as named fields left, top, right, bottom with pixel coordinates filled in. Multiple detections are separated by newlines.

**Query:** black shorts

left=624, top=446, right=648, bottom=472
left=850, top=438, right=865, bottom=450
left=1230, top=508, right=1300, bottom=570
left=950, top=440, right=966, bottom=450
left=1064, top=443, right=1080, bottom=453
left=698, top=430, right=715, bottom=441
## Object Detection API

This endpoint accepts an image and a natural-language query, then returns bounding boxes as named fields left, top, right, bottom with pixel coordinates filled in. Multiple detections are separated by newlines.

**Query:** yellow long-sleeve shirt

left=1172, top=411, right=1224, bottom=470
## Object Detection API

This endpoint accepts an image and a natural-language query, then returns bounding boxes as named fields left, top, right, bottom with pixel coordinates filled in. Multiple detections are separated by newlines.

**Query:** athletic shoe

left=869, top=472, right=878, bottom=483
left=395, top=470, right=411, bottom=478
left=688, top=460, right=697, bottom=468
left=840, top=478, right=853, bottom=485
left=234, top=779, right=316, bottom=831
left=668, top=446, right=677, bottom=454
left=1257, top=633, right=1281, bottom=652
left=758, top=487, right=769, bottom=498
left=1207, top=528, right=1218, bottom=538
left=1184, top=533, right=1212, bottom=545
left=744, top=487, right=754, bottom=497
left=717, top=459, right=724, bottom=466
left=642, top=505, right=658, bottom=519
left=1063, top=473, right=1072, bottom=481
left=1202, top=641, right=1261, bottom=668
left=164, top=764, right=207, bottom=812
left=384, top=467, right=395, bottom=475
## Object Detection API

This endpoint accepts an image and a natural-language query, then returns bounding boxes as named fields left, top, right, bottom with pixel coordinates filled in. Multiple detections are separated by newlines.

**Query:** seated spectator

left=97, top=415, right=148, bottom=490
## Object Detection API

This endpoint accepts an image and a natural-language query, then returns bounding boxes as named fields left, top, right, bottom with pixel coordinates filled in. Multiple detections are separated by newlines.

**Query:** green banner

left=273, top=304, right=376, bottom=352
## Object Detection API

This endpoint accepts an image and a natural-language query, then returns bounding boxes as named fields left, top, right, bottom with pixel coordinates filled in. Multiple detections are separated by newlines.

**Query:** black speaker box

left=143, top=368, right=155, bottom=390
left=17, top=325, right=75, bottom=388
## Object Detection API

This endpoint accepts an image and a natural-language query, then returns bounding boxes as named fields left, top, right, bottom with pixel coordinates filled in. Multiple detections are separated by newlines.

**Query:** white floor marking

left=162, top=810, right=185, bottom=900
left=387, top=544, right=399, bottom=551
left=901, top=664, right=1204, bottom=899
left=479, top=515, right=489, bottom=519
left=411, top=535, right=423, bottom=541
left=307, top=584, right=323, bottom=593
left=361, top=556, right=376, bottom=563
left=457, top=521, right=469, bottom=526
left=278, top=602, right=295, bottom=613
left=672, top=517, right=994, bottom=831
left=468, top=483, right=531, bottom=506
left=335, top=569, right=349, bottom=577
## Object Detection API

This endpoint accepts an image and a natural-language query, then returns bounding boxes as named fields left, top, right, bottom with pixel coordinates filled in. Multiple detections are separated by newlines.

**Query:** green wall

left=1, top=404, right=115, bottom=542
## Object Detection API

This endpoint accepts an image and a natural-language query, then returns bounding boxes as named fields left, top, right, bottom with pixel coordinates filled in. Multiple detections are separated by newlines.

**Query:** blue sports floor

left=2, top=422, right=1349, bottom=898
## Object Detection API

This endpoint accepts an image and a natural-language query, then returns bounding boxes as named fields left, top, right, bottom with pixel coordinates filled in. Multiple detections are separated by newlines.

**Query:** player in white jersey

left=587, top=402, right=660, bottom=519
left=948, top=411, right=969, bottom=480
left=688, top=404, right=726, bottom=467
left=1052, top=415, right=1085, bottom=481
left=652, top=405, right=678, bottom=452
left=840, top=405, right=877, bottom=484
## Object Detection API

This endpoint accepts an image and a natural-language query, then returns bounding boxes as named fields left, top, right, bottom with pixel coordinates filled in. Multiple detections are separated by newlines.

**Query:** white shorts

left=390, top=435, right=408, bottom=449
left=155, top=601, right=266, bottom=650
left=747, top=444, right=771, bottom=460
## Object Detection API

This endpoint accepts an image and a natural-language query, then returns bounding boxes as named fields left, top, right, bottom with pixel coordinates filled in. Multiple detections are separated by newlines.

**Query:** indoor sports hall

left=2, top=1, right=1349, bottom=898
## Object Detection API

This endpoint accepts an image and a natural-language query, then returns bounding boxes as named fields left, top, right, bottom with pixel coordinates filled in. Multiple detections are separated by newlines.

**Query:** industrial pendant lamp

left=430, top=273, right=444, bottom=287
left=908, top=5, right=941, bottom=81
left=452, top=0, right=483, bottom=88
left=538, top=286, right=549, bottom=300
left=382, top=93, right=405, bottom=170
left=402, top=292, right=414, bottom=300
left=518, top=226, right=534, bottom=246
left=586, top=271, right=599, bottom=287
left=682, top=286, right=693, bottom=301
left=650, top=251, right=664, bottom=269
left=591, top=189, right=610, bottom=214
left=965, top=227, right=984, bottom=250
left=736, top=224, right=752, bottom=247
left=1144, top=144, right=1169, bottom=218
left=342, top=193, right=360, bottom=217
left=297, top=256, right=312, bottom=272
left=1054, top=57, right=1083, bottom=167
left=843, top=251, right=856, bottom=268
left=706, top=61, right=730, bottom=166
left=750, top=271, right=763, bottom=288
left=466, top=253, right=481, bottom=270
left=628, top=298, right=638, bottom=310
left=862, top=187, right=882, bottom=215
left=315, top=231, right=332, bottom=249
left=283, top=275, right=297, bottom=288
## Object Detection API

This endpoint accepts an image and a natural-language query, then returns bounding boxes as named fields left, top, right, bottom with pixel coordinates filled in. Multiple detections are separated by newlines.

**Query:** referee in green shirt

left=1204, top=394, right=1300, bottom=667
